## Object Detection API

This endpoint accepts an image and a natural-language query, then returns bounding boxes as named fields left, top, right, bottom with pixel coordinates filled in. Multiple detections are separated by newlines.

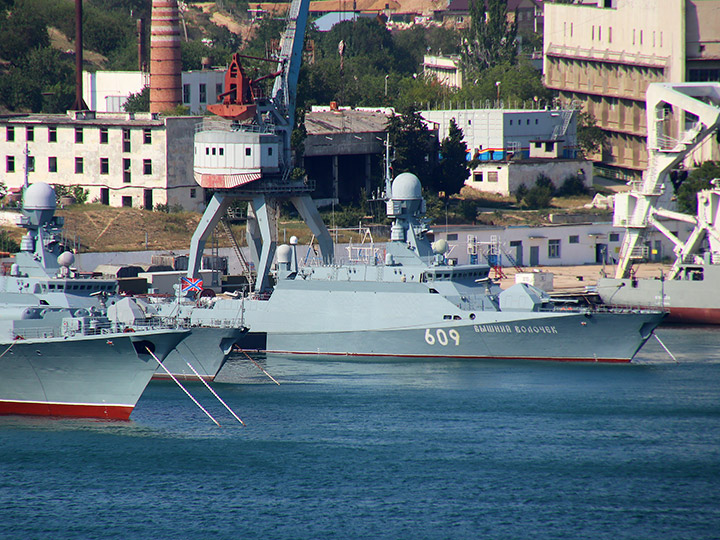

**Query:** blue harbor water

left=2, top=326, right=720, bottom=539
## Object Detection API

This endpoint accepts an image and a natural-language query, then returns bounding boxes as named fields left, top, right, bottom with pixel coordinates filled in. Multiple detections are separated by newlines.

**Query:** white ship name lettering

left=473, top=324, right=558, bottom=334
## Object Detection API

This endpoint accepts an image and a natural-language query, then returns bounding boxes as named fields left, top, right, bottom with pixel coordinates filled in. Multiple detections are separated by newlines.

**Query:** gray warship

left=0, top=183, right=246, bottom=381
left=596, top=82, right=720, bottom=323
left=0, top=183, right=188, bottom=419
left=231, top=172, right=663, bottom=362
left=174, top=0, right=662, bottom=362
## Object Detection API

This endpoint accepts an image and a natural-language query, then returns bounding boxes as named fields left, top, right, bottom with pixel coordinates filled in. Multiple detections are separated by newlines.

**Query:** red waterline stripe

left=0, top=400, right=134, bottom=420
left=257, top=349, right=631, bottom=363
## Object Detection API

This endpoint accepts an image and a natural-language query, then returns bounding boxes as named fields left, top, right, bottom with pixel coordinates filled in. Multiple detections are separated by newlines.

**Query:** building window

left=268, top=147, right=273, bottom=156
left=143, top=159, right=152, bottom=175
left=199, top=83, right=207, bottom=103
left=205, top=147, right=209, bottom=155
left=245, top=148, right=251, bottom=156
left=75, top=127, right=83, bottom=143
left=48, top=126, right=57, bottom=142
left=75, top=157, right=83, bottom=173
left=27, top=156, right=34, bottom=172
left=569, top=235, right=579, bottom=244
left=6, top=155, right=14, bottom=172
left=570, top=23, right=573, bottom=37
left=122, top=196, right=132, bottom=207
left=6, top=126, right=14, bottom=141
left=48, top=156, right=57, bottom=173
left=598, top=26, right=601, bottom=41
left=212, top=147, right=216, bottom=155
left=190, top=188, right=197, bottom=199
left=183, top=84, right=190, bottom=103
left=592, top=25, right=595, bottom=40
left=123, top=158, right=131, bottom=183
left=509, top=120, right=513, bottom=125
left=473, top=172, right=483, bottom=182
left=608, top=26, right=612, bottom=43
left=216, top=83, right=222, bottom=98
left=143, top=128, right=152, bottom=144
left=122, top=129, right=131, bottom=152
left=100, top=157, right=109, bottom=174
left=548, top=239, right=561, bottom=259
left=219, top=147, right=224, bottom=156
left=26, top=126, right=34, bottom=141
left=609, top=233, right=620, bottom=242
left=100, top=127, right=108, bottom=144
left=487, top=171, right=498, bottom=182
left=640, top=30, right=643, bottom=45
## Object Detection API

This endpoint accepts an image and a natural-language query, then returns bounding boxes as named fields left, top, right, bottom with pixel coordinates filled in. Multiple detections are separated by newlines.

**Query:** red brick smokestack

left=150, top=0, right=182, bottom=114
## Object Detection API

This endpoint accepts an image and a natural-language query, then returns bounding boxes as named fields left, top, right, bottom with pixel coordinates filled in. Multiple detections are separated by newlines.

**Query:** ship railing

left=14, top=318, right=190, bottom=340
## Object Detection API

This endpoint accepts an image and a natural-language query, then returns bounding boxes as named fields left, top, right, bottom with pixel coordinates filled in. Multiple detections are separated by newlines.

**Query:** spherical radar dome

left=391, top=173, right=422, bottom=200
left=23, top=183, right=56, bottom=211
left=23, top=183, right=57, bottom=227
left=276, top=244, right=292, bottom=264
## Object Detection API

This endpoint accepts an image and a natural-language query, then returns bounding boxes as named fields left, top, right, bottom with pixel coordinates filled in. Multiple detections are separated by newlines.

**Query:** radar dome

left=391, top=173, right=422, bottom=200
left=23, top=183, right=56, bottom=227
left=432, top=239, right=449, bottom=255
left=276, top=244, right=292, bottom=264
left=57, top=251, right=75, bottom=268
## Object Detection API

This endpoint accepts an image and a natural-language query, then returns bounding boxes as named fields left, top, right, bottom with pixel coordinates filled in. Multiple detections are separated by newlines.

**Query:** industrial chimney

left=149, top=0, right=182, bottom=114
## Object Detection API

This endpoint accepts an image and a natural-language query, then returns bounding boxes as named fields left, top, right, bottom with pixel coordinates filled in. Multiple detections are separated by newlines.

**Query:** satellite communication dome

left=391, top=173, right=422, bottom=200
left=276, top=244, right=292, bottom=264
left=432, top=239, right=449, bottom=255
left=23, top=183, right=56, bottom=227
left=57, top=251, right=75, bottom=268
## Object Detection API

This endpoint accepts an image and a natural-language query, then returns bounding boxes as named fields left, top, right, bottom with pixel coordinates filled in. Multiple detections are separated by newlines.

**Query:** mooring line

left=654, top=333, right=678, bottom=364
left=237, top=348, right=280, bottom=385
left=146, top=347, right=221, bottom=426
left=184, top=361, right=246, bottom=426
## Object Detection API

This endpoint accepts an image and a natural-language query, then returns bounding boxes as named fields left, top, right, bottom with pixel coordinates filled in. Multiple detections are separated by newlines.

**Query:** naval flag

left=180, top=276, right=203, bottom=294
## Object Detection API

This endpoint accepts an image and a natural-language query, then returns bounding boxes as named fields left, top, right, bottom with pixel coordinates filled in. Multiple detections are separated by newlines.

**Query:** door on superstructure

left=529, top=245, right=539, bottom=266
left=510, top=240, right=523, bottom=266
left=595, top=243, right=608, bottom=264
left=144, top=189, right=153, bottom=210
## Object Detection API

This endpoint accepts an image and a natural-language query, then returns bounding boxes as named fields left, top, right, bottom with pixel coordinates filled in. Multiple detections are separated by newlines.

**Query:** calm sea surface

left=2, top=325, right=719, bottom=539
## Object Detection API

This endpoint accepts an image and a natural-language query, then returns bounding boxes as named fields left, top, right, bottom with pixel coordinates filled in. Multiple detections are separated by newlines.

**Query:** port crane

left=612, top=83, right=720, bottom=279
left=185, top=0, right=333, bottom=292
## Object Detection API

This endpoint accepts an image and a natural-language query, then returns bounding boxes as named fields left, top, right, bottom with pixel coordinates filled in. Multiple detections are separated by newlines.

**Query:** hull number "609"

left=425, top=328, right=460, bottom=346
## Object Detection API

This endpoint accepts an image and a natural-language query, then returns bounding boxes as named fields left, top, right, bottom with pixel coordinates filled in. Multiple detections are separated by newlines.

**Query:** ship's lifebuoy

left=123, top=327, right=135, bottom=333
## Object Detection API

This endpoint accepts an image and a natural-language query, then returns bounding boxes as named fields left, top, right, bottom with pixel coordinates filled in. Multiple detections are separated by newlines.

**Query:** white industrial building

left=437, top=220, right=692, bottom=268
left=83, top=69, right=226, bottom=114
left=421, top=107, right=592, bottom=196
left=1, top=111, right=204, bottom=211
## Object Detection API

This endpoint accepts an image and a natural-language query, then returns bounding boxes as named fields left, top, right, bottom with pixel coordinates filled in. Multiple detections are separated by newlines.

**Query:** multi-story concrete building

left=421, top=106, right=592, bottom=196
left=544, top=0, right=720, bottom=178
left=1, top=111, right=203, bottom=211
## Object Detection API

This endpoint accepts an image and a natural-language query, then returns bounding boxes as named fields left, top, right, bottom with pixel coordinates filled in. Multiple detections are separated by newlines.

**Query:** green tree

left=0, top=2, right=49, bottom=65
left=387, top=105, right=439, bottom=186
left=434, top=118, right=470, bottom=196
left=461, top=0, right=517, bottom=74
left=577, top=111, right=606, bottom=157
left=676, top=161, right=720, bottom=214
left=517, top=174, right=555, bottom=209
left=124, top=86, right=149, bottom=113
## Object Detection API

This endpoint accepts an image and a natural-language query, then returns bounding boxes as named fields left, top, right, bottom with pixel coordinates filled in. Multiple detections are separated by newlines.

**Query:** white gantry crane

left=613, top=83, right=720, bottom=279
